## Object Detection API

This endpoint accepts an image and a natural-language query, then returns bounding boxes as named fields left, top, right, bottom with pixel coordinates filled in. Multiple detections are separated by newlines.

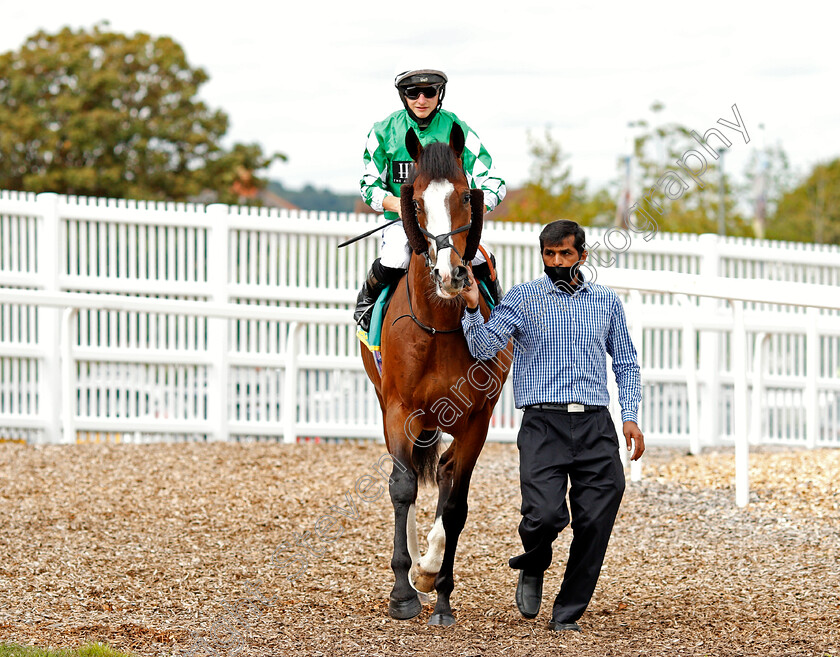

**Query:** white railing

left=3, top=272, right=839, bottom=508
left=2, top=191, right=840, bottom=470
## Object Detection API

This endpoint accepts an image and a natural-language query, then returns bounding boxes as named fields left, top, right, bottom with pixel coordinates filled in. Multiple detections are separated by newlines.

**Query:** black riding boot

left=354, top=259, right=405, bottom=332
left=472, top=256, right=504, bottom=307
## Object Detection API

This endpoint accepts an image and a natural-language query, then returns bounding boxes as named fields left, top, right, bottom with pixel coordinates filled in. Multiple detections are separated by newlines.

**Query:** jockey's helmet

left=394, top=69, right=448, bottom=128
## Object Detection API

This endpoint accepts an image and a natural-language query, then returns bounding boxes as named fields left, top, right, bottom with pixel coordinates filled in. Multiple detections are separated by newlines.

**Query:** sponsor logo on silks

left=392, top=161, right=415, bottom=185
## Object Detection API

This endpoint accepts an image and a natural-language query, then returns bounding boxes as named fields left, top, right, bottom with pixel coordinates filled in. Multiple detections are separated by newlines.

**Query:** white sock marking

left=419, top=516, right=446, bottom=575
left=406, top=503, right=420, bottom=568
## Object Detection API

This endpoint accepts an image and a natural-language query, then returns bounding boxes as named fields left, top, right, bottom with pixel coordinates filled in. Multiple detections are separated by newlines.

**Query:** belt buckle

left=568, top=403, right=585, bottom=413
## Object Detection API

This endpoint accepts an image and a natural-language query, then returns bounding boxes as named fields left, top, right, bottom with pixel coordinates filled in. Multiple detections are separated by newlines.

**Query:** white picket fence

left=2, top=190, right=840, bottom=460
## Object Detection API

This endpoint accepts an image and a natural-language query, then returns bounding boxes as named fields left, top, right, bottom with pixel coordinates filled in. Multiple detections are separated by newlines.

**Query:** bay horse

left=360, top=123, right=511, bottom=626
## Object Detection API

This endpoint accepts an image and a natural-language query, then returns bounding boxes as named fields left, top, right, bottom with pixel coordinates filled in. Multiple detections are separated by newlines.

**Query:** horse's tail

left=412, top=429, right=442, bottom=486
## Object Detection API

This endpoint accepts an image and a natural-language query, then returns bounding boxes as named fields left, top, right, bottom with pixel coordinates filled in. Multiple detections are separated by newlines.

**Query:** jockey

left=355, top=68, right=506, bottom=332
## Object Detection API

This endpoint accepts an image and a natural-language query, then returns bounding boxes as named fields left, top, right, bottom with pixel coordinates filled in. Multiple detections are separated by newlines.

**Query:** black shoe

left=547, top=620, right=581, bottom=632
left=515, top=570, right=543, bottom=619
left=354, top=259, right=404, bottom=332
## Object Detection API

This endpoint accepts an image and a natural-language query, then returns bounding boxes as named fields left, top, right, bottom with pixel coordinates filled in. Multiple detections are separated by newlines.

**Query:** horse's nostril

left=453, top=266, right=468, bottom=283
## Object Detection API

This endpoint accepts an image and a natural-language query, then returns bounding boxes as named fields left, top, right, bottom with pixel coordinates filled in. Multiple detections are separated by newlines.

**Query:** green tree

left=767, top=159, right=840, bottom=244
left=0, top=24, right=283, bottom=201
left=499, top=129, right=613, bottom=225
left=627, top=101, right=751, bottom=236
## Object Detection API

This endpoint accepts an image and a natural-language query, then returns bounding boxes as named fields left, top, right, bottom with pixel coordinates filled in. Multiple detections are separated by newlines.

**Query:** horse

left=360, top=123, right=511, bottom=626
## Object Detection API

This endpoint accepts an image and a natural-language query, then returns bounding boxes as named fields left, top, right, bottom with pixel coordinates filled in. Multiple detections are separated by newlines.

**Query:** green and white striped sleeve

left=360, top=127, right=390, bottom=213
left=461, top=126, right=506, bottom=212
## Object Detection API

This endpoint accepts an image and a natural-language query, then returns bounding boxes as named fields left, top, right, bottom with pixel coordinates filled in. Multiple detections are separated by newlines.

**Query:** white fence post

left=36, top=193, right=63, bottom=443
left=697, top=233, right=721, bottom=447
left=206, top=204, right=229, bottom=442
left=677, top=295, right=701, bottom=454
left=628, top=290, right=643, bottom=482
left=805, top=307, right=819, bottom=448
left=750, top=333, right=770, bottom=446
left=60, top=308, right=77, bottom=445
left=283, top=322, right=302, bottom=444
left=733, top=300, right=749, bottom=507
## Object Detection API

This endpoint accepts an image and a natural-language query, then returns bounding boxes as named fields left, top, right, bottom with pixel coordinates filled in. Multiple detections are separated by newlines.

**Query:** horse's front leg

left=388, top=455, right=422, bottom=619
left=425, top=433, right=485, bottom=626
left=384, top=410, right=422, bottom=620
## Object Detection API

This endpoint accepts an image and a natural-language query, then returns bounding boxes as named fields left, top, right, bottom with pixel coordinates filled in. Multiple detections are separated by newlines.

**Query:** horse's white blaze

left=422, top=180, right=455, bottom=281
left=418, top=516, right=446, bottom=575
left=406, top=503, right=420, bottom=567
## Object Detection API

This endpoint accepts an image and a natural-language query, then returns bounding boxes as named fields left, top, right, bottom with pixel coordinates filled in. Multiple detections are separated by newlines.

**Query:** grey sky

left=2, top=0, right=838, bottom=197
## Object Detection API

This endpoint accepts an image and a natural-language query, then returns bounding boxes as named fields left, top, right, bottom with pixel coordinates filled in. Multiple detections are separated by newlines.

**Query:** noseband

left=395, top=163, right=485, bottom=335
left=418, top=222, right=472, bottom=269
left=394, top=206, right=473, bottom=337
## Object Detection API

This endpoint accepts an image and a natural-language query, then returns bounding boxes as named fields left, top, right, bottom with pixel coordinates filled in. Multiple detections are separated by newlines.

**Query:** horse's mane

left=408, top=141, right=463, bottom=183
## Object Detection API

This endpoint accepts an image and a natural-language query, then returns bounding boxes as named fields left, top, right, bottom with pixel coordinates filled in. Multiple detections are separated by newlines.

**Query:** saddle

left=357, top=277, right=496, bottom=371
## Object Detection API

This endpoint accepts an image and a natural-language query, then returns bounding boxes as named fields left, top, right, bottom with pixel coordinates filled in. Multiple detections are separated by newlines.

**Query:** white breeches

left=379, top=221, right=490, bottom=269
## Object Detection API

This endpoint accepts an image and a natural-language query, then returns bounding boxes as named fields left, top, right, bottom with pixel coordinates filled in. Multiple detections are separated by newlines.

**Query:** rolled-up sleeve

left=461, top=288, right=524, bottom=361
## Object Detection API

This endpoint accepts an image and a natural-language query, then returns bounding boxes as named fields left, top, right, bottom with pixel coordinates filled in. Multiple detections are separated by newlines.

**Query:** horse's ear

left=463, top=189, right=484, bottom=262
left=400, top=184, right=428, bottom=255
left=449, top=123, right=466, bottom=159
left=406, top=128, right=423, bottom=162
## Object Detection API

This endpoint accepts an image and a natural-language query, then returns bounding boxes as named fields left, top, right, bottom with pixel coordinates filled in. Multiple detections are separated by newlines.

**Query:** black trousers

left=509, top=406, right=625, bottom=623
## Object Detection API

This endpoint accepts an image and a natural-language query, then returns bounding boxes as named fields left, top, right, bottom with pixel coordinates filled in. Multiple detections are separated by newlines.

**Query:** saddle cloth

left=357, top=279, right=496, bottom=373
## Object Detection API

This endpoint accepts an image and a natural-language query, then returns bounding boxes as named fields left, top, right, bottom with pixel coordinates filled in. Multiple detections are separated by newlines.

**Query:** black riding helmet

left=395, top=69, right=448, bottom=129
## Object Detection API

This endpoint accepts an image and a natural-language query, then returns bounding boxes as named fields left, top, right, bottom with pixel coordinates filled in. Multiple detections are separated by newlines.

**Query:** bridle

left=388, top=127, right=485, bottom=337
left=417, top=222, right=472, bottom=269
left=392, top=272, right=467, bottom=335
left=392, top=220, right=473, bottom=336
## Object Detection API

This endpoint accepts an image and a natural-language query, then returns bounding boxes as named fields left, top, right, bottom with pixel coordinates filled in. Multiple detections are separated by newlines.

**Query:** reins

left=391, top=269, right=465, bottom=335
left=390, top=216, right=475, bottom=335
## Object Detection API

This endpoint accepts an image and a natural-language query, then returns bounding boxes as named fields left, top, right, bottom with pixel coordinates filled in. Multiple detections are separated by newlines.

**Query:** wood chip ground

left=1, top=441, right=838, bottom=656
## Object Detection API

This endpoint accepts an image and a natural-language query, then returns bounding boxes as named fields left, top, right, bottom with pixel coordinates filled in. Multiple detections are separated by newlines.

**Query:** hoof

left=428, top=612, right=456, bottom=627
left=389, top=595, right=422, bottom=620
left=410, top=565, right=437, bottom=593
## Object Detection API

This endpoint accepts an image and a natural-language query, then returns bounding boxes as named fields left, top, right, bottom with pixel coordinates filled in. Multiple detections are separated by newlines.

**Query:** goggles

left=402, top=85, right=440, bottom=100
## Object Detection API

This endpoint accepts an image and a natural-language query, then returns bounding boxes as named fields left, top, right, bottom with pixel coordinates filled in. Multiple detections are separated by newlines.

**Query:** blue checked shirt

left=461, top=275, right=641, bottom=423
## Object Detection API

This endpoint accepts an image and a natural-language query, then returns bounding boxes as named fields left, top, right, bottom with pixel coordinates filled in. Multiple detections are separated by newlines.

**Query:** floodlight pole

left=717, top=148, right=726, bottom=236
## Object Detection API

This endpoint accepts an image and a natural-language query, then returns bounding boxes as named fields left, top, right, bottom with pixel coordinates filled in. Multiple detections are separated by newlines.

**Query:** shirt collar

left=541, top=273, right=590, bottom=297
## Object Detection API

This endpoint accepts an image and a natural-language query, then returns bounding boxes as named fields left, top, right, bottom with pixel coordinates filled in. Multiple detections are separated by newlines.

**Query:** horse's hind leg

left=426, top=436, right=485, bottom=626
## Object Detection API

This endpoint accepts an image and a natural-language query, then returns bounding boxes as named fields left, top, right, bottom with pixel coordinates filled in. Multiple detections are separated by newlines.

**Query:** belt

left=524, top=403, right=606, bottom=413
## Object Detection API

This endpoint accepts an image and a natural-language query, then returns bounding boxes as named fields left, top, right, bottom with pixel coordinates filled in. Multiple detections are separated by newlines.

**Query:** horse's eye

left=414, top=200, right=423, bottom=213
left=463, top=193, right=471, bottom=205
